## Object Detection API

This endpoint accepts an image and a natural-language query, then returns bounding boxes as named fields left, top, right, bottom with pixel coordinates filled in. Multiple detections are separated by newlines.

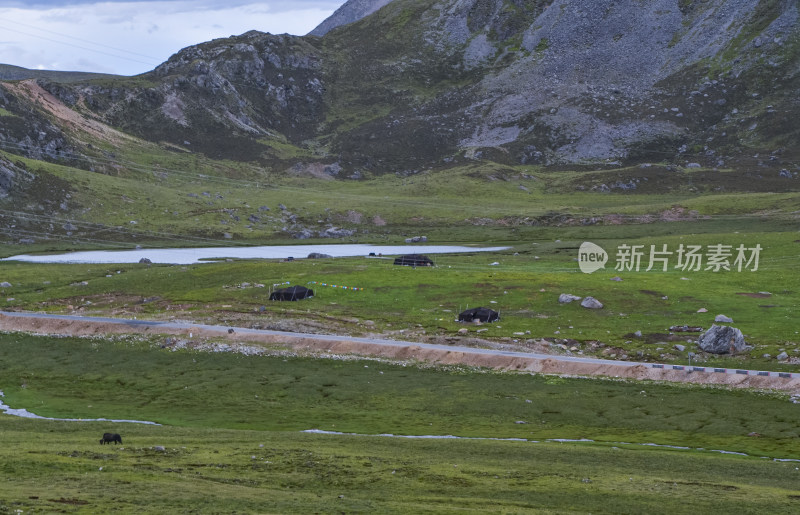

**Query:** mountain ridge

left=308, top=0, right=396, bottom=36
left=0, top=0, right=797, bottom=178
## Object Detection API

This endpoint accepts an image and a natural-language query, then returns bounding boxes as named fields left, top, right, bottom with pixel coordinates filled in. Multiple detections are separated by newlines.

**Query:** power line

left=2, top=19, right=162, bottom=62
left=0, top=23, right=160, bottom=68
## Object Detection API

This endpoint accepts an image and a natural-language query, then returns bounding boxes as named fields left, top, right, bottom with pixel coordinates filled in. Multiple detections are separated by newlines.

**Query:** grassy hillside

left=0, top=64, right=120, bottom=82
left=3, top=146, right=799, bottom=250
left=1, top=332, right=800, bottom=513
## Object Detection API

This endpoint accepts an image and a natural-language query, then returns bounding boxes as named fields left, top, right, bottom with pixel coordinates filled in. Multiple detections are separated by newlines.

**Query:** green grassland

left=1, top=144, right=800, bottom=511
left=0, top=227, right=797, bottom=367
left=4, top=145, right=800, bottom=251
left=1, top=332, right=800, bottom=513
left=2, top=147, right=799, bottom=371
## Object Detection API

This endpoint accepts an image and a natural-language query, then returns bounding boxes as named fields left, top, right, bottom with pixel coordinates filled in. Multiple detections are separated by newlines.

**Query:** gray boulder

left=0, top=281, right=11, bottom=288
left=714, top=314, right=733, bottom=323
left=558, top=293, right=582, bottom=304
left=580, top=296, right=604, bottom=309
left=319, top=227, right=355, bottom=238
left=307, top=252, right=332, bottom=259
left=697, top=324, right=749, bottom=354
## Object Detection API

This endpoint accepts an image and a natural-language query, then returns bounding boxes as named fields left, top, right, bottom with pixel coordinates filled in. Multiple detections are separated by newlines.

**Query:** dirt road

left=2, top=311, right=798, bottom=393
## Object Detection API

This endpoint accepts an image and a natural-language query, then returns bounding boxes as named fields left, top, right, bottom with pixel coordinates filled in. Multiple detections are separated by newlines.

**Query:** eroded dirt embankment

left=2, top=313, right=799, bottom=392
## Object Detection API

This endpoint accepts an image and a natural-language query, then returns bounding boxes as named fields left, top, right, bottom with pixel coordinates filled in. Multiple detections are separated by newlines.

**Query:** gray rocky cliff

left=309, top=0, right=396, bottom=36
left=1, top=0, right=797, bottom=174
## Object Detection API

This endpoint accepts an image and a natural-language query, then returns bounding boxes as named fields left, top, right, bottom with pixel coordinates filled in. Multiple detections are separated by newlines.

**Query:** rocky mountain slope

left=0, top=0, right=797, bottom=179
left=308, top=0, right=396, bottom=36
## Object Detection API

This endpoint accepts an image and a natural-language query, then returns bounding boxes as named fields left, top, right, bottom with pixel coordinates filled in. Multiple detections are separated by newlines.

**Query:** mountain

left=308, top=0, right=396, bottom=36
left=1, top=0, right=797, bottom=178
left=0, top=64, right=118, bottom=83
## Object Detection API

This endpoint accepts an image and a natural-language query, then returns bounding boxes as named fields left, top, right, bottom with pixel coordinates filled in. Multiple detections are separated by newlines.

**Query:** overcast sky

left=0, top=0, right=342, bottom=76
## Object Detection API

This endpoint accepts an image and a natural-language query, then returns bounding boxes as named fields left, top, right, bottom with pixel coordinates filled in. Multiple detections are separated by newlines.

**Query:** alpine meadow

left=0, top=0, right=799, bottom=512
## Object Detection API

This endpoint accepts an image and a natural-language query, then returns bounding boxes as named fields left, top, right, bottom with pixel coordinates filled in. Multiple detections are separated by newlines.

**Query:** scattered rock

left=319, top=227, right=355, bottom=238
left=138, top=258, right=152, bottom=264
left=697, top=308, right=708, bottom=313
left=307, top=252, right=333, bottom=259
left=580, top=297, right=603, bottom=309
left=633, top=330, right=642, bottom=338
left=697, top=325, right=749, bottom=354
left=669, top=325, right=703, bottom=332
left=610, top=276, right=622, bottom=281
left=404, top=236, right=428, bottom=243
left=674, top=344, right=686, bottom=352
left=558, top=293, right=582, bottom=304
left=714, top=314, right=733, bottom=323
left=0, top=282, right=11, bottom=288
left=292, top=229, right=314, bottom=239
left=777, top=351, right=789, bottom=361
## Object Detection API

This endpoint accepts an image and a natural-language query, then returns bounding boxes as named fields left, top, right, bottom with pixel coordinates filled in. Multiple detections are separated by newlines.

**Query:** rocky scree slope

left=0, top=0, right=797, bottom=177
left=308, top=0, right=396, bottom=36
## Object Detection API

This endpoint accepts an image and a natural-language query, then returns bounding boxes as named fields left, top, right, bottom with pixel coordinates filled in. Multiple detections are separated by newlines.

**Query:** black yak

left=100, top=432, right=122, bottom=445
left=269, top=285, right=314, bottom=301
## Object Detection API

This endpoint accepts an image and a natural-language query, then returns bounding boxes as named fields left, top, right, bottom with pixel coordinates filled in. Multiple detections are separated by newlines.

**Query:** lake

left=2, top=244, right=510, bottom=265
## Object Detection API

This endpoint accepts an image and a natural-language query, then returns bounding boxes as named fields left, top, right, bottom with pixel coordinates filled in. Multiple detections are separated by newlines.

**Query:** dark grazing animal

left=100, top=432, right=122, bottom=445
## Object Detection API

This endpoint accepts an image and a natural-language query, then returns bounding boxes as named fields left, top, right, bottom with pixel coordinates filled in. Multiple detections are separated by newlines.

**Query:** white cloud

left=0, top=1, right=341, bottom=75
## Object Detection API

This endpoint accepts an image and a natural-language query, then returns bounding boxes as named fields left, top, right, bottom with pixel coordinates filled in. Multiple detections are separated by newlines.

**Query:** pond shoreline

left=2, top=243, right=510, bottom=264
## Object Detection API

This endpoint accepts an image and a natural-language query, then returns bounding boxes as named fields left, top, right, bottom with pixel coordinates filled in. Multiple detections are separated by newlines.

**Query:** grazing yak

left=100, top=432, right=122, bottom=445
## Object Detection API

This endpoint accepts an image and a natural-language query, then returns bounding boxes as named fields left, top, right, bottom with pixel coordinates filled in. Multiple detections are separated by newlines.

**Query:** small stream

left=3, top=393, right=798, bottom=464
left=0, top=391, right=160, bottom=425
left=302, top=429, right=800, bottom=463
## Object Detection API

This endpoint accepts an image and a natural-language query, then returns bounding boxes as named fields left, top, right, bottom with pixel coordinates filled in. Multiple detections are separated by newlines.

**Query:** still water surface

left=2, top=244, right=509, bottom=265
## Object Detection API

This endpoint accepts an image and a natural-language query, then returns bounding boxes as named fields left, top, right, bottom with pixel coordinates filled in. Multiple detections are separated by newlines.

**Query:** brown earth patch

left=2, top=312, right=799, bottom=393
left=3, top=80, right=134, bottom=145
left=639, top=290, right=664, bottom=296
left=736, top=292, right=772, bottom=298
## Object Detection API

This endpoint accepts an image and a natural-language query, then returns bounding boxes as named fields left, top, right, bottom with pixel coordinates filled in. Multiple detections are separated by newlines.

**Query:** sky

left=0, top=0, right=343, bottom=76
